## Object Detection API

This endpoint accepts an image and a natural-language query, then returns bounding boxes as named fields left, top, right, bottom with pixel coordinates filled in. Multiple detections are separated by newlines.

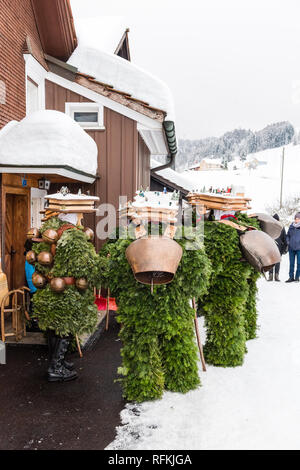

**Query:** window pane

left=74, top=112, right=98, bottom=123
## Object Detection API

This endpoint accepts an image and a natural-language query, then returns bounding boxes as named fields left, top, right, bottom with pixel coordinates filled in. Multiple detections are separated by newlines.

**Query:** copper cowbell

left=240, top=230, right=281, bottom=272
left=125, top=236, right=183, bottom=285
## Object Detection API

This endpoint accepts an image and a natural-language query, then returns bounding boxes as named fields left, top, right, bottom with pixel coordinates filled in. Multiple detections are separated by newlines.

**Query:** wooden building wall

left=45, top=80, right=151, bottom=248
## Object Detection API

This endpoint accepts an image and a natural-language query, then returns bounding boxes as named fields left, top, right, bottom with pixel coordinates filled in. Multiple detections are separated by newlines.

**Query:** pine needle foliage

left=100, top=226, right=211, bottom=402
left=200, top=214, right=261, bottom=367
left=33, top=224, right=105, bottom=337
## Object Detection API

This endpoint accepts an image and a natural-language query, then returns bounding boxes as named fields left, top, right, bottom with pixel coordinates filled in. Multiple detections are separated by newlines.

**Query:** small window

left=65, top=102, right=104, bottom=130
left=74, top=112, right=98, bottom=123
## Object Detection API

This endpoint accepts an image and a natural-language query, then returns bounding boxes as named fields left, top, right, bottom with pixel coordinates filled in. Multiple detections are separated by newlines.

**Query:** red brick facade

left=0, top=0, right=46, bottom=129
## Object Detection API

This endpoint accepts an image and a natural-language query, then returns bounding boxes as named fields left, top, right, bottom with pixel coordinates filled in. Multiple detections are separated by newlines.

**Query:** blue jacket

left=287, top=224, right=300, bottom=251
left=25, top=260, right=37, bottom=294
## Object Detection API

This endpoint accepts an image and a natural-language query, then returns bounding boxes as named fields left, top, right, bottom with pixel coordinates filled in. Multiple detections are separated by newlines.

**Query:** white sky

left=70, top=0, right=300, bottom=139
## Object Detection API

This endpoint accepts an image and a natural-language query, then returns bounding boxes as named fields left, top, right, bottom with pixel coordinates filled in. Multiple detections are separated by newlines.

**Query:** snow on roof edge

left=67, top=44, right=176, bottom=121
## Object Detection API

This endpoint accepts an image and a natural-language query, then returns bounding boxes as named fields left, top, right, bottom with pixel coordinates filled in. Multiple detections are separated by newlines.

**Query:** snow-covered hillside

left=179, top=143, right=300, bottom=214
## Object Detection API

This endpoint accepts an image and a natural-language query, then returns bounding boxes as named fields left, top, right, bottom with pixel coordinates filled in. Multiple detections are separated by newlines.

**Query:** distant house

left=189, top=158, right=223, bottom=171
left=0, top=0, right=177, bottom=291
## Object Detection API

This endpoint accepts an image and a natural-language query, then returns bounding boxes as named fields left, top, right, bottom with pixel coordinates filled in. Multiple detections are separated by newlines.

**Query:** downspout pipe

left=151, top=121, right=177, bottom=175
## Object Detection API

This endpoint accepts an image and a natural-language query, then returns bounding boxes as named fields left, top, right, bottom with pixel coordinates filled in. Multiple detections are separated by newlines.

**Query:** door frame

left=1, top=183, right=30, bottom=284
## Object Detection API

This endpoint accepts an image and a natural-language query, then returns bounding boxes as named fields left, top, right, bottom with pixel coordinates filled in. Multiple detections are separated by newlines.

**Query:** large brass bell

left=32, top=272, right=47, bottom=289
left=26, top=250, right=36, bottom=264
left=125, top=236, right=183, bottom=285
left=37, top=251, right=53, bottom=266
left=42, top=229, right=59, bottom=244
left=27, top=228, right=40, bottom=240
left=250, top=213, right=282, bottom=239
left=240, top=230, right=281, bottom=272
left=50, top=278, right=66, bottom=293
left=75, top=278, right=89, bottom=291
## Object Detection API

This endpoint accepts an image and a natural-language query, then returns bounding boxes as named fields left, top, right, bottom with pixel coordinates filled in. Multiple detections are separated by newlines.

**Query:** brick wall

left=0, top=0, right=46, bottom=128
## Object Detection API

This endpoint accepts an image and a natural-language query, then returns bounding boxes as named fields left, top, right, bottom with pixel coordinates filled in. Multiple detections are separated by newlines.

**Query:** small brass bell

left=26, top=250, right=36, bottom=264
left=32, top=272, right=47, bottom=289
left=84, top=227, right=94, bottom=242
left=27, top=228, right=40, bottom=240
left=37, top=251, right=53, bottom=266
left=42, top=229, right=59, bottom=244
left=75, top=278, right=89, bottom=291
left=50, top=278, right=66, bottom=293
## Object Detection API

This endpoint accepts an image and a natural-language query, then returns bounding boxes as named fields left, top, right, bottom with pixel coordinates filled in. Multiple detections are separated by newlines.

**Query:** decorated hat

left=41, top=187, right=99, bottom=221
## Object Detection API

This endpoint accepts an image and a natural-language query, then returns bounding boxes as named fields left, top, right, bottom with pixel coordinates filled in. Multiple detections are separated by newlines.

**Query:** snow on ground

left=106, top=149, right=300, bottom=450
left=107, top=255, right=300, bottom=450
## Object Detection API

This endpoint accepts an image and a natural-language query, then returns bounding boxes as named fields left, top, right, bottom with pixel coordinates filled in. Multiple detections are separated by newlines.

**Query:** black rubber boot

left=47, top=330, right=74, bottom=371
left=286, top=278, right=295, bottom=283
left=47, top=337, right=78, bottom=382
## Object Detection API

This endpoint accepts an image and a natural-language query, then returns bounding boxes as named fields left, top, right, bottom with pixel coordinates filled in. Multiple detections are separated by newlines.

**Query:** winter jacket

left=25, top=260, right=37, bottom=294
left=275, top=228, right=288, bottom=254
left=287, top=223, right=300, bottom=251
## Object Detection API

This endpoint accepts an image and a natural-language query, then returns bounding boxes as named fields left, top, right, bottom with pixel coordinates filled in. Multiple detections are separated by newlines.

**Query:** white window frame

left=24, top=54, right=46, bottom=114
left=65, top=102, right=105, bottom=130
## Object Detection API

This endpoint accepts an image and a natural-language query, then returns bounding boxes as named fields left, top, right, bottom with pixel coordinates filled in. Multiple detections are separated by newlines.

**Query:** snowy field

left=106, top=144, right=300, bottom=450
left=156, top=142, right=300, bottom=214
left=107, top=255, right=300, bottom=450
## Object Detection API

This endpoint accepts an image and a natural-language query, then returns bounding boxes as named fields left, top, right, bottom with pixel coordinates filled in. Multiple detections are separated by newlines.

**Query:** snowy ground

left=106, top=255, right=300, bottom=450
left=106, top=148, right=300, bottom=450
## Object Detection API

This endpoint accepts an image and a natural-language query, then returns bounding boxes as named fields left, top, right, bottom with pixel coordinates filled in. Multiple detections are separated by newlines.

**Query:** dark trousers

left=289, top=249, right=300, bottom=279
left=269, top=262, right=280, bottom=275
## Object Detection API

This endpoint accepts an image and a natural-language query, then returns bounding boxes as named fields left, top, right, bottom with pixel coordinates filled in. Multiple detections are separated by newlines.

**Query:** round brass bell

left=42, top=229, right=59, bottom=244
left=84, top=227, right=94, bottom=242
left=26, top=250, right=36, bottom=264
left=75, top=278, right=89, bottom=291
left=32, top=272, right=47, bottom=289
left=240, top=230, right=281, bottom=273
left=37, top=251, right=53, bottom=266
left=125, top=236, right=183, bottom=285
left=27, top=228, right=40, bottom=240
left=50, top=277, right=66, bottom=293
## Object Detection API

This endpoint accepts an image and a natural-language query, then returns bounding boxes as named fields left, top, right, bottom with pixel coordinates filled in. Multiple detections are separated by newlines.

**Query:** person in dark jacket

left=286, top=212, right=300, bottom=282
left=268, top=214, right=288, bottom=281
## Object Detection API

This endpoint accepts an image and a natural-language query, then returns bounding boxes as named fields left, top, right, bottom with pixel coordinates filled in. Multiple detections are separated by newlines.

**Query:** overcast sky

left=71, top=0, right=300, bottom=140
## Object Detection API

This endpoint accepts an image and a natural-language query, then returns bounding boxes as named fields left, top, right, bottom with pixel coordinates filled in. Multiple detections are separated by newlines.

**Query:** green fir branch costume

left=101, top=226, right=211, bottom=402
left=199, top=213, right=261, bottom=367
left=33, top=219, right=103, bottom=337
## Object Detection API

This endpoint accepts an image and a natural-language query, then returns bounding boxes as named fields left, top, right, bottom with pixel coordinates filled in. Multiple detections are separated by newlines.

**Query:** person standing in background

left=268, top=214, right=288, bottom=282
left=286, top=212, right=300, bottom=283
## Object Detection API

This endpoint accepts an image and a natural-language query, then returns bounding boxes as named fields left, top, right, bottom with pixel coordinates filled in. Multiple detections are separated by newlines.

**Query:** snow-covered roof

left=68, top=45, right=175, bottom=121
left=202, top=157, right=223, bottom=165
left=151, top=159, right=195, bottom=193
left=0, top=110, right=98, bottom=182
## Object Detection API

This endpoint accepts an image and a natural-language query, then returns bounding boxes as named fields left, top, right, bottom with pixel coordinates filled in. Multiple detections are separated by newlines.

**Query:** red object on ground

left=95, top=295, right=118, bottom=311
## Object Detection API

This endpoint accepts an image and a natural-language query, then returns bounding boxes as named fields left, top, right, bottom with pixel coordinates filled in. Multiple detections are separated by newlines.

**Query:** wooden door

left=4, top=193, right=29, bottom=290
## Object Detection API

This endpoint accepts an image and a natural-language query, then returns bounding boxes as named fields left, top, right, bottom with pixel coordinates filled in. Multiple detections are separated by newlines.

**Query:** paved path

left=0, top=316, right=124, bottom=450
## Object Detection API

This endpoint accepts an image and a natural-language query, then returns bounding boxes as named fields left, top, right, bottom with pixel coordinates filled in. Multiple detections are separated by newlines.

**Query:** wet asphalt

left=0, top=316, right=125, bottom=450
